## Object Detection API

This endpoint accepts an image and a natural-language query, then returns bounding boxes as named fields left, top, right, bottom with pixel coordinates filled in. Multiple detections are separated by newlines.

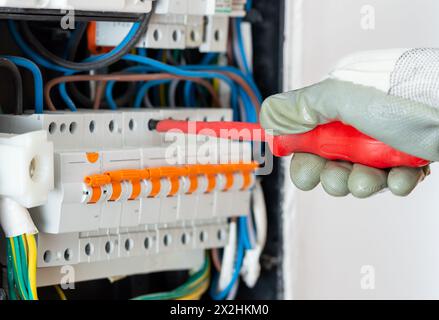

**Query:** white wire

left=143, top=90, right=154, bottom=108
left=252, top=181, right=267, bottom=247
left=232, top=21, right=247, bottom=74
left=241, top=180, right=268, bottom=288
left=218, top=221, right=238, bottom=291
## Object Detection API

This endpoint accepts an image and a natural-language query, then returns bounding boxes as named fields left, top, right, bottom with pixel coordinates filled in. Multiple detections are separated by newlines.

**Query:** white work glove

left=260, top=49, right=439, bottom=198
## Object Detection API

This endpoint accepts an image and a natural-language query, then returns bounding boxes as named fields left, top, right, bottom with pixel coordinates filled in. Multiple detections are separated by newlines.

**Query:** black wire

left=66, top=22, right=88, bottom=61
left=18, top=3, right=155, bottom=71
left=63, top=22, right=137, bottom=109
left=67, top=74, right=138, bottom=109
left=0, top=58, right=23, bottom=115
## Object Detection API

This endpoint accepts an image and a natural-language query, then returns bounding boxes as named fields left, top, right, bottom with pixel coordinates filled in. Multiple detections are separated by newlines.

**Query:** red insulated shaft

left=153, top=119, right=429, bottom=169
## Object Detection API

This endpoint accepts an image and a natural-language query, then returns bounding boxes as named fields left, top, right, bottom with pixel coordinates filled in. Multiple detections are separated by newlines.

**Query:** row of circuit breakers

left=0, top=0, right=249, bottom=51
left=0, top=109, right=256, bottom=286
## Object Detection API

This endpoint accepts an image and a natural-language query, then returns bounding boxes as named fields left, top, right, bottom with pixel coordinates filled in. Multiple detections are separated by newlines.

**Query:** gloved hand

left=260, top=77, right=438, bottom=198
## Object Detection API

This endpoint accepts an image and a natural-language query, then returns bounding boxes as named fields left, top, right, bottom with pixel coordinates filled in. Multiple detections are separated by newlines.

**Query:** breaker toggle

left=84, top=162, right=258, bottom=204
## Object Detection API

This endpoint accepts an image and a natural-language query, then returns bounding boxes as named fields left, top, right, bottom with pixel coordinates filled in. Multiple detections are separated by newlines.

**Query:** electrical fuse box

left=0, top=109, right=256, bottom=286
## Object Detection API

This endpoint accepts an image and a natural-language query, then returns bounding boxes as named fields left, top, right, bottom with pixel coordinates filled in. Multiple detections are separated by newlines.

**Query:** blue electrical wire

left=110, top=59, right=256, bottom=122
left=9, top=20, right=141, bottom=70
left=239, top=216, right=253, bottom=250
left=9, top=18, right=260, bottom=123
left=56, top=25, right=144, bottom=110
left=8, top=19, right=142, bottom=111
left=57, top=70, right=78, bottom=111
left=183, top=53, right=219, bottom=106
left=210, top=218, right=247, bottom=300
left=201, top=53, right=219, bottom=65
left=134, top=79, right=171, bottom=108
left=122, top=54, right=238, bottom=99
left=238, top=87, right=257, bottom=123
left=2, top=56, right=44, bottom=114
left=105, top=65, right=153, bottom=109
left=137, top=48, right=148, bottom=56
left=103, top=59, right=240, bottom=113
left=183, top=57, right=216, bottom=107
left=183, top=80, right=196, bottom=107
left=81, top=23, right=141, bottom=64
left=183, top=64, right=262, bottom=103
left=63, top=58, right=246, bottom=112
left=8, top=19, right=255, bottom=113
left=246, top=0, right=253, bottom=10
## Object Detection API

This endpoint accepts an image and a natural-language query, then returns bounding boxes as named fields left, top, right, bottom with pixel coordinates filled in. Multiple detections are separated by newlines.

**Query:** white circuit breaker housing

left=0, top=109, right=256, bottom=286
left=94, top=0, right=247, bottom=51
left=0, top=0, right=155, bottom=13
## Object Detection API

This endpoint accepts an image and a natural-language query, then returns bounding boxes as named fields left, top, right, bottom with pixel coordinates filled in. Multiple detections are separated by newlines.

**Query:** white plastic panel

left=0, top=131, right=53, bottom=208
left=37, top=249, right=204, bottom=287
left=94, top=0, right=246, bottom=51
left=0, top=0, right=154, bottom=13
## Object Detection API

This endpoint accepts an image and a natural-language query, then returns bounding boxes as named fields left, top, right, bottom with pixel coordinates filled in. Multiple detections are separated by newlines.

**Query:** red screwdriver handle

left=153, top=119, right=429, bottom=169
left=269, top=121, right=429, bottom=169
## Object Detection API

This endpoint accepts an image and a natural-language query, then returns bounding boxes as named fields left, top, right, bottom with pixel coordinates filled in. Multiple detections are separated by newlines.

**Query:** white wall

left=283, top=0, right=439, bottom=299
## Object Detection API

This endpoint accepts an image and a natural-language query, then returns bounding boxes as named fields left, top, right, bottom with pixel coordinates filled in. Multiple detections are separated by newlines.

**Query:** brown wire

left=44, top=73, right=222, bottom=111
left=45, top=71, right=261, bottom=116
left=94, top=81, right=107, bottom=109
left=211, top=248, right=222, bottom=272
left=221, top=71, right=261, bottom=114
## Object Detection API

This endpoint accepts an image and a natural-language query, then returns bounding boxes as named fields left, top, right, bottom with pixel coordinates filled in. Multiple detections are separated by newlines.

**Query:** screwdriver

left=148, top=119, right=429, bottom=169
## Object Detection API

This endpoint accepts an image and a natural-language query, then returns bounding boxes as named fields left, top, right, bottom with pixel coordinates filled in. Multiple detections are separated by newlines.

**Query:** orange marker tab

left=86, top=152, right=99, bottom=164
left=105, top=170, right=142, bottom=182
left=84, top=174, right=111, bottom=187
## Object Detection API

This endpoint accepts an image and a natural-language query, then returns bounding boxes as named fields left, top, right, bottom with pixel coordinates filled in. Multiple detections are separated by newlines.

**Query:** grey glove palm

left=260, top=79, right=436, bottom=198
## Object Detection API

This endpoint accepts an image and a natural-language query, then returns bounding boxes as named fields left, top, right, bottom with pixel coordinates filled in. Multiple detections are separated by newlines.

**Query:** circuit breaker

left=93, top=0, right=248, bottom=51
left=0, top=109, right=256, bottom=286
left=0, top=0, right=155, bottom=13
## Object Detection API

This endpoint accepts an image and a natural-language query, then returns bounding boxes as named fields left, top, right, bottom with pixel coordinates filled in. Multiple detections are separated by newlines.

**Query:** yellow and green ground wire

left=7, top=234, right=38, bottom=300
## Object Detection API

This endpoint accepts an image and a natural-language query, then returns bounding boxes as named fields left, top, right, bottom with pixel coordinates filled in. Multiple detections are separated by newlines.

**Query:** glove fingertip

left=348, top=164, right=388, bottom=199
left=320, top=161, right=352, bottom=197
left=388, top=167, right=425, bottom=197
left=290, top=153, right=326, bottom=191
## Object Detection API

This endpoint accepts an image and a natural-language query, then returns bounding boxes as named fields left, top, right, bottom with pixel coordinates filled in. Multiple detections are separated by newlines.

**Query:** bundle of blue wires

left=8, top=19, right=146, bottom=112
left=8, top=19, right=261, bottom=121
